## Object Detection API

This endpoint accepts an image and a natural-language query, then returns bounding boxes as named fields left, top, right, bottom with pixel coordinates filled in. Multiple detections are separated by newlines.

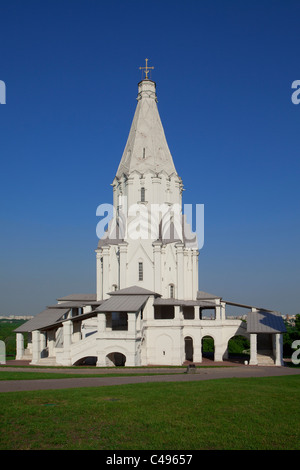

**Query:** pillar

left=153, top=241, right=162, bottom=295
left=63, top=320, right=72, bottom=348
left=275, top=333, right=283, bottom=366
left=0, top=340, right=5, bottom=364
left=152, top=177, right=161, bottom=204
left=215, top=300, right=221, bottom=321
left=176, top=243, right=184, bottom=299
left=220, top=302, right=226, bottom=321
left=31, top=330, right=41, bottom=364
left=96, top=250, right=103, bottom=300
left=192, top=249, right=198, bottom=299
left=48, top=330, right=56, bottom=357
left=102, top=246, right=110, bottom=299
left=16, top=333, right=24, bottom=360
left=194, top=306, right=200, bottom=320
left=62, top=320, right=72, bottom=366
left=144, top=295, right=154, bottom=321
left=96, top=313, right=107, bottom=367
left=119, top=242, right=127, bottom=289
left=40, top=332, right=47, bottom=357
left=97, top=313, right=106, bottom=333
left=214, top=341, right=225, bottom=362
left=128, top=312, right=136, bottom=334
left=193, top=331, right=202, bottom=363
left=125, top=177, right=134, bottom=209
left=136, top=308, right=142, bottom=332
left=250, top=333, right=258, bottom=365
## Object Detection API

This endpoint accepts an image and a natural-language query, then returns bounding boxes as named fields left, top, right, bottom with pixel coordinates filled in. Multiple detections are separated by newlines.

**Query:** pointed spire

left=115, top=76, right=177, bottom=179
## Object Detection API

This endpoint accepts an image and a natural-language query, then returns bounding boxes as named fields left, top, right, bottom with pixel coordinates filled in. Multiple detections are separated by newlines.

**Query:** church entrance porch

left=255, top=333, right=276, bottom=365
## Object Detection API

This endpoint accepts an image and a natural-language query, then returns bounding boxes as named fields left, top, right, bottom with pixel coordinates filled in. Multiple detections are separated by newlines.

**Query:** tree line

left=283, top=314, right=300, bottom=358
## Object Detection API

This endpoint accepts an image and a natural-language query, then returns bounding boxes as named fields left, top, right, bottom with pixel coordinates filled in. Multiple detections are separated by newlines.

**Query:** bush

left=228, top=335, right=250, bottom=355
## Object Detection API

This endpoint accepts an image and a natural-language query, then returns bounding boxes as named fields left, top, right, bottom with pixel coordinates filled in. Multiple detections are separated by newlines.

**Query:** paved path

left=1, top=364, right=299, bottom=393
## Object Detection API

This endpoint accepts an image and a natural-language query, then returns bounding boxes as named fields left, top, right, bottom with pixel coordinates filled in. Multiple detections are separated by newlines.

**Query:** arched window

left=138, top=262, right=143, bottom=281
left=141, top=187, right=145, bottom=202
left=169, top=284, right=175, bottom=298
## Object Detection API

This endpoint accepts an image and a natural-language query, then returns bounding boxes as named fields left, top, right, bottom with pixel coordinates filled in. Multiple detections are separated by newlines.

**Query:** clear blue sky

left=0, top=0, right=299, bottom=316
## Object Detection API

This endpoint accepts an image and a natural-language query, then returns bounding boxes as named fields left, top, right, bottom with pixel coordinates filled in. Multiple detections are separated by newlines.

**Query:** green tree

left=0, top=320, right=27, bottom=359
left=283, top=314, right=300, bottom=357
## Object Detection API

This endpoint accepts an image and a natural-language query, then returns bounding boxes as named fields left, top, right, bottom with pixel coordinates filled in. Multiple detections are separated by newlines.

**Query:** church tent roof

left=115, top=79, right=177, bottom=179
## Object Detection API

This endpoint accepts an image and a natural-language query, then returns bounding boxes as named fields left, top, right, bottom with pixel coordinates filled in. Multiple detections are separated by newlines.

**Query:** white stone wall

left=96, top=239, right=199, bottom=301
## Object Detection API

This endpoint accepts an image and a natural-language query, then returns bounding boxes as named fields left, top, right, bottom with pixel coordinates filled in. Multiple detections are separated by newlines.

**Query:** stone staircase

left=70, top=334, right=98, bottom=365
left=257, top=350, right=275, bottom=366
left=21, top=348, right=33, bottom=361
left=35, top=356, right=57, bottom=366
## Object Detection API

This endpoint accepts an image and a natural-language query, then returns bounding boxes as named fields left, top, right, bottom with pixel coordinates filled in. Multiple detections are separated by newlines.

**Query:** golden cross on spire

left=139, top=58, right=154, bottom=79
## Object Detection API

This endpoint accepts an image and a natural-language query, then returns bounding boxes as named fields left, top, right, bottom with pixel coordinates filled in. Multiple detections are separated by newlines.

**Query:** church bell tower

left=96, top=60, right=199, bottom=301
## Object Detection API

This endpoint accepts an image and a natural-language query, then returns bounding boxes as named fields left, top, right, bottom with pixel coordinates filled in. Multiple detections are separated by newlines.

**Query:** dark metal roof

left=47, top=300, right=102, bottom=309
left=56, top=294, right=97, bottom=302
left=247, top=310, right=286, bottom=334
left=108, top=285, right=160, bottom=296
left=153, top=298, right=217, bottom=308
left=197, top=291, right=222, bottom=300
left=47, top=302, right=85, bottom=309
left=96, top=295, right=148, bottom=312
left=14, top=309, right=70, bottom=333
left=68, top=310, right=99, bottom=323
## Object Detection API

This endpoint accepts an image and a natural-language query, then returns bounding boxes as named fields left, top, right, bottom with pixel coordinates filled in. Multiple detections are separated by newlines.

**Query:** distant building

left=0, top=316, right=34, bottom=321
left=15, top=65, right=286, bottom=367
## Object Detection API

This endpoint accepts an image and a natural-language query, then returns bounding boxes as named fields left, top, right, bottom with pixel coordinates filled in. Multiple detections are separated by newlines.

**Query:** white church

left=15, top=62, right=286, bottom=367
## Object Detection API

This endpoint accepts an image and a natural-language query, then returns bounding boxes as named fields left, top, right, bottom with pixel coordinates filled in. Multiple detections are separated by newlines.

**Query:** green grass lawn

left=0, top=371, right=181, bottom=380
left=0, top=365, right=226, bottom=381
left=0, top=375, right=300, bottom=450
